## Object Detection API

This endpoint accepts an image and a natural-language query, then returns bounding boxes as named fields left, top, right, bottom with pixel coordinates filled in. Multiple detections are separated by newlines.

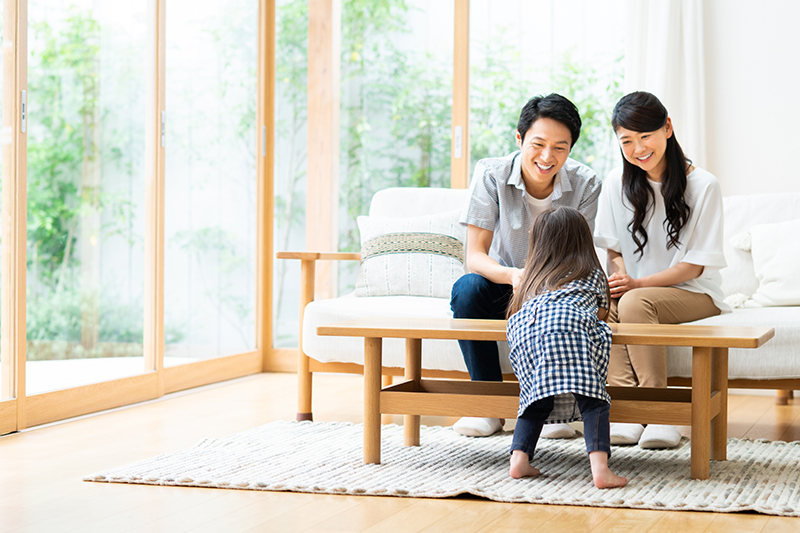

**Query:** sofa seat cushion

left=666, top=307, right=800, bottom=380
left=302, top=293, right=512, bottom=373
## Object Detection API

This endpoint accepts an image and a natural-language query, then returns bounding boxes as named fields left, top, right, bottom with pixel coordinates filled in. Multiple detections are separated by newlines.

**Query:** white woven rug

left=85, top=421, right=800, bottom=516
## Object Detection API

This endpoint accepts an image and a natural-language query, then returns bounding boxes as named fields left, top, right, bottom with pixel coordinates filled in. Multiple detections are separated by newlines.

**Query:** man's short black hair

left=517, top=93, right=582, bottom=148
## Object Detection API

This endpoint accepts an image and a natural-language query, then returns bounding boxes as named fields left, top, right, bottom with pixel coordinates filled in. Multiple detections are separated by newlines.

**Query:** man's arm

left=466, top=225, right=524, bottom=289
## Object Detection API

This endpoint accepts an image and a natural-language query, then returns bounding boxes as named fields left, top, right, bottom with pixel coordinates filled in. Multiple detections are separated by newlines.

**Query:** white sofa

left=666, top=192, right=800, bottom=386
left=291, top=188, right=800, bottom=418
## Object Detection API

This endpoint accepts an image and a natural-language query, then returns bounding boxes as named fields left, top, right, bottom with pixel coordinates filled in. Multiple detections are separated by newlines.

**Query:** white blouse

left=594, top=166, right=729, bottom=311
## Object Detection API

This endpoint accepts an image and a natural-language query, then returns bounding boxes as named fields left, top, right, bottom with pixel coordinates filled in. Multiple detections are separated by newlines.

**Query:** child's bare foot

left=509, top=450, right=541, bottom=479
left=588, top=450, right=626, bottom=488
left=592, top=467, right=627, bottom=489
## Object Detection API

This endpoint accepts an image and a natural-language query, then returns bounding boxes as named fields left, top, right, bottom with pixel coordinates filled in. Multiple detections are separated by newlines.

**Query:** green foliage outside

left=17, top=2, right=623, bottom=352
left=273, top=0, right=309, bottom=331
left=22, top=4, right=257, bottom=360
left=272, top=0, right=624, bottom=320
left=25, top=7, right=152, bottom=358
left=166, top=5, right=257, bottom=350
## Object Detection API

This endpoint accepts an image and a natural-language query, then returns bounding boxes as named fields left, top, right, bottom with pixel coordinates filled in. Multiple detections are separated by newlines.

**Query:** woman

left=594, top=91, right=727, bottom=449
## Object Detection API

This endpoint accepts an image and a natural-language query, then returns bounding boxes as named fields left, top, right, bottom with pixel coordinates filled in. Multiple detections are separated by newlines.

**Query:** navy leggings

left=511, top=394, right=612, bottom=458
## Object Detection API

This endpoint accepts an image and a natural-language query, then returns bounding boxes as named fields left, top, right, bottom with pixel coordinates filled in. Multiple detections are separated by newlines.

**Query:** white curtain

left=624, top=0, right=706, bottom=167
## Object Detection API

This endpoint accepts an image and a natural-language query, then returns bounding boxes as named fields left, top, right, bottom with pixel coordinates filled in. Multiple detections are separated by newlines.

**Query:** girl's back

left=507, top=268, right=612, bottom=423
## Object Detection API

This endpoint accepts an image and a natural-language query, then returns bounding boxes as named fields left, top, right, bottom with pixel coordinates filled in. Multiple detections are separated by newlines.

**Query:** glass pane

left=338, top=0, right=454, bottom=292
left=272, top=2, right=454, bottom=348
left=164, top=0, right=258, bottom=364
left=26, top=1, right=147, bottom=394
left=0, top=0, right=6, bottom=400
left=272, top=0, right=308, bottom=348
left=469, top=0, right=625, bottom=179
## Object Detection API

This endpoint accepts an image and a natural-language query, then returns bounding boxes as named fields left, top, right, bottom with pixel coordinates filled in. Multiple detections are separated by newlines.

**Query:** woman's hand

left=608, top=272, right=638, bottom=298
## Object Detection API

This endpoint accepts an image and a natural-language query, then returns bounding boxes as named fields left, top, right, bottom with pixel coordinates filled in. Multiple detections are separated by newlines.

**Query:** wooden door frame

left=1, top=0, right=27, bottom=433
left=0, top=0, right=275, bottom=432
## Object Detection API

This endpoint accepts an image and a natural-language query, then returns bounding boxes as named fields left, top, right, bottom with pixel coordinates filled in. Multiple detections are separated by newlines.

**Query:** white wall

left=704, top=0, right=800, bottom=196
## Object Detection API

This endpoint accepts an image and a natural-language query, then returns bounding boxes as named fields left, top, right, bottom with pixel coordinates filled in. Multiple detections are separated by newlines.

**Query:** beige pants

left=607, top=287, right=720, bottom=388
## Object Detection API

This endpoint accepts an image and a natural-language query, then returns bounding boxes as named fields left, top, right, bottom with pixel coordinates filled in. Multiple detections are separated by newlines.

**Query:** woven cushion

left=355, top=210, right=466, bottom=298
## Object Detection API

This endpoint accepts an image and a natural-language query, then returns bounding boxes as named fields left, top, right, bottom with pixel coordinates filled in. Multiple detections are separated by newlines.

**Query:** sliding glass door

left=25, top=0, right=148, bottom=394
left=164, top=0, right=258, bottom=365
left=0, top=0, right=268, bottom=434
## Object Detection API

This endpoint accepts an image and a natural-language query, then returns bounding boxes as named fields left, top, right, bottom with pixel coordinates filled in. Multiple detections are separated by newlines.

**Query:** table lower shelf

left=380, top=379, right=721, bottom=427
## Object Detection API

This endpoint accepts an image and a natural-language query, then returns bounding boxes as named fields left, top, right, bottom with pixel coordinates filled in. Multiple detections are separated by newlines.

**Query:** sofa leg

left=297, top=258, right=315, bottom=422
left=776, top=390, right=794, bottom=405
left=297, top=353, right=313, bottom=422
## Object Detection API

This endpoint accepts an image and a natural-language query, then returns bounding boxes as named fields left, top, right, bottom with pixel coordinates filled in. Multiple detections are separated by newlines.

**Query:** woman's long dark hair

left=612, top=91, right=691, bottom=257
left=507, top=206, right=607, bottom=318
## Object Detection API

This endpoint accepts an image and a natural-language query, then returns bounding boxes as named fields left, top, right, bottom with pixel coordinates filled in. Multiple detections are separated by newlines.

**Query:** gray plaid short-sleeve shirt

left=460, top=151, right=601, bottom=268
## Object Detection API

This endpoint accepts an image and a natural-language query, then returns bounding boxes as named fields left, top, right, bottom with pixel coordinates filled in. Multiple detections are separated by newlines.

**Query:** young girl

left=595, top=91, right=725, bottom=449
left=506, top=206, right=626, bottom=489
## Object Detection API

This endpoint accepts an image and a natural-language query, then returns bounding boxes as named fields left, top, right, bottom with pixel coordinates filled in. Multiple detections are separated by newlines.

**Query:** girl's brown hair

left=507, top=206, right=607, bottom=318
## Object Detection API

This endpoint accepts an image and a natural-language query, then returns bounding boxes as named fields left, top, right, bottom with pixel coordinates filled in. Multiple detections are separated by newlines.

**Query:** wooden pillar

left=144, top=0, right=167, bottom=395
left=451, top=0, right=470, bottom=189
left=257, top=0, right=276, bottom=370
left=307, top=0, right=341, bottom=299
left=1, top=0, right=28, bottom=431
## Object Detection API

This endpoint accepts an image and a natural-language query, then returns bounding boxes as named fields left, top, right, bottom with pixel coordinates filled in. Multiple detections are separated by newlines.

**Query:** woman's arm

left=466, top=225, right=524, bottom=289
left=606, top=249, right=626, bottom=277
left=607, top=253, right=704, bottom=298
left=597, top=267, right=612, bottom=321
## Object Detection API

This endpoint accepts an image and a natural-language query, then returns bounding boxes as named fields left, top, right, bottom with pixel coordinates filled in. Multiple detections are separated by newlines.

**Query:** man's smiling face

left=516, top=117, right=572, bottom=197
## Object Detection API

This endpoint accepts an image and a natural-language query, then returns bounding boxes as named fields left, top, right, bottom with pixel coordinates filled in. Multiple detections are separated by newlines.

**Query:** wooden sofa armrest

left=276, top=251, right=361, bottom=261
left=276, top=250, right=361, bottom=339
left=276, top=250, right=361, bottom=421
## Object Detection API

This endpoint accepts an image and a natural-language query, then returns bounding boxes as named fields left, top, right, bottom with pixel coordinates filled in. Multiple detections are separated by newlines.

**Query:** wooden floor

left=1, top=373, right=800, bottom=532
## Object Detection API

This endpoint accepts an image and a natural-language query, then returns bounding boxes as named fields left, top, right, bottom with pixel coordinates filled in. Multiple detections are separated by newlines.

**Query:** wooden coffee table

left=317, top=318, right=774, bottom=480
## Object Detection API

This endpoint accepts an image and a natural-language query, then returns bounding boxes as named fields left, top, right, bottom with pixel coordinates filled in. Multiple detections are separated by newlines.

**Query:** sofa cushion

left=666, top=307, right=800, bottom=380
left=720, top=193, right=800, bottom=298
left=303, top=293, right=512, bottom=373
left=745, top=218, right=800, bottom=307
left=355, top=210, right=467, bottom=298
left=369, top=187, right=470, bottom=218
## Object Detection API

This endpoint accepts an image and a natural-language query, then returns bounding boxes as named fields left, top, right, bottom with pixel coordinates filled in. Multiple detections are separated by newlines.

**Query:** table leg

left=364, top=337, right=382, bottom=464
left=691, top=346, right=712, bottom=480
left=711, top=347, right=729, bottom=461
left=404, top=338, right=422, bottom=446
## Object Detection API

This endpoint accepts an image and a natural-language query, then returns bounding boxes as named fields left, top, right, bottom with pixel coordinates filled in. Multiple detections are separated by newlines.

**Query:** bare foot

left=592, top=467, right=627, bottom=489
left=588, top=451, right=626, bottom=489
left=509, top=450, right=541, bottom=479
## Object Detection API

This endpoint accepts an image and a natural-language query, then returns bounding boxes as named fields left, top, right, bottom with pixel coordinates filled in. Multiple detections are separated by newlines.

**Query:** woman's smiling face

left=616, top=117, right=673, bottom=181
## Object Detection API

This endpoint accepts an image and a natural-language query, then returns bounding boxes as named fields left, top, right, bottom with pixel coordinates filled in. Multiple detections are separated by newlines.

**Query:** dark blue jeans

left=450, top=273, right=513, bottom=382
left=511, top=394, right=612, bottom=459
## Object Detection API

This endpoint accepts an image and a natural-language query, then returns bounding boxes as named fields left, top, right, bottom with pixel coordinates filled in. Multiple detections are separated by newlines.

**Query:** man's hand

left=608, top=272, right=637, bottom=298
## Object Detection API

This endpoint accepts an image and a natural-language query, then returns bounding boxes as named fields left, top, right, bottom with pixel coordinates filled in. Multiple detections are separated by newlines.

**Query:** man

left=451, top=93, right=602, bottom=437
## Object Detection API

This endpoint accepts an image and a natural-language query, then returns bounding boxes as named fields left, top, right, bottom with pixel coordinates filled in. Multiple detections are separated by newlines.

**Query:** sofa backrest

left=721, top=192, right=800, bottom=298
left=369, top=187, right=470, bottom=218
left=367, top=188, right=800, bottom=300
